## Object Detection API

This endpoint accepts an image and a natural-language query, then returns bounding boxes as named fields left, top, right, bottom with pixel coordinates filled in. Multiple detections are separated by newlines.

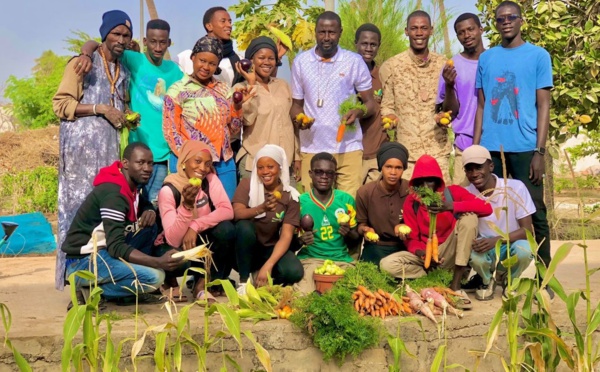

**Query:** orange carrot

left=424, top=238, right=432, bottom=269
left=336, top=122, right=346, bottom=142
left=432, top=233, right=439, bottom=263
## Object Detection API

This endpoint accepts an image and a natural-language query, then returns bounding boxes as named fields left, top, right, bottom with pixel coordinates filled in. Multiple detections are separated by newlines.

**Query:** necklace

left=99, top=46, right=121, bottom=106
left=316, top=56, right=334, bottom=108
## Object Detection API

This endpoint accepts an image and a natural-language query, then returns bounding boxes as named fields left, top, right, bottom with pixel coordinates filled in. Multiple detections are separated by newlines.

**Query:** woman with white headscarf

left=231, top=144, right=303, bottom=294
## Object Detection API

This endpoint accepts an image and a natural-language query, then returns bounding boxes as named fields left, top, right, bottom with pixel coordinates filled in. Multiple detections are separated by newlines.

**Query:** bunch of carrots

left=413, top=186, right=443, bottom=269
left=351, top=285, right=464, bottom=323
left=336, top=95, right=367, bottom=142
left=425, top=212, right=439, bottom=269
left=352, top=286, right=409, bottom=319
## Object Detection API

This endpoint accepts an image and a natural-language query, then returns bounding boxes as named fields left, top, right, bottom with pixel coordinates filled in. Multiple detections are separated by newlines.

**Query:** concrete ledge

left=1, top=240, right=599, bottom=371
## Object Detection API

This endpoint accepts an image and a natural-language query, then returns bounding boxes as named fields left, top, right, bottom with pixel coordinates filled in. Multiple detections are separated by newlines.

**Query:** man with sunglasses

left=473, top=0, right=553, bottom=276
left=294, top=152, right=360, bottom=293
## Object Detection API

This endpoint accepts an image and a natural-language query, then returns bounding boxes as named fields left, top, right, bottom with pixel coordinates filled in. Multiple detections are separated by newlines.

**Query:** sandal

left=160, top=285, right=188, bottom=303
left=195, top=290, right=218, bottom=304
left=454, top=289, right=473, bottom=310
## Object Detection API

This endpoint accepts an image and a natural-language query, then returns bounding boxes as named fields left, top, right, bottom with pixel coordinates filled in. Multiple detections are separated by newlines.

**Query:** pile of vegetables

left=412, top=186, right=443, bottom=269
left=352, top=286, right=404, bottom=319
left=314, top=260, right=346, bottom=276
left=404, top=285, right=463, bottom=324
left=290, top=262, right=394, bottom=361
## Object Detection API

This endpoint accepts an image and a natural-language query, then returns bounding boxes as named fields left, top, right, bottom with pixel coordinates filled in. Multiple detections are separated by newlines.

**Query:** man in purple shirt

left=436, top=13, right=486, bottom=185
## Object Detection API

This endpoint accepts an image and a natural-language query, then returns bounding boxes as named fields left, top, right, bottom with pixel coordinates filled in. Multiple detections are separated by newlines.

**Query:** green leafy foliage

left=291, top=262, right=393, bottom=362
left=0, top=166, right=58, bottom=213
left=338, top=0, right=410, bottom=64
left=336, top=261, right=396, bottom=293
left=476, top=0, right=600, bottom=155
left=4, top=51, right=67, bottom=129
left=229, top=0, right=324, bottom=66
left=291, top=285, right=383, bottom=361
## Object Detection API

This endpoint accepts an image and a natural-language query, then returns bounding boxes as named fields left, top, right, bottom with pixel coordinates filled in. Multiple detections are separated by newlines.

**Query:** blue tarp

left=0, top=212, right=56, bottom=255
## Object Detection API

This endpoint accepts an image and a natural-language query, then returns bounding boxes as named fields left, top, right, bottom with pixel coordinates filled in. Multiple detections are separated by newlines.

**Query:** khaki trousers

left=361, top=157, right=380, bottom=184
left=301, top=150, right=363, bottom=197
left=293, top=258, right=355, bottom=294
left=380, top=213, right=478, bottom=279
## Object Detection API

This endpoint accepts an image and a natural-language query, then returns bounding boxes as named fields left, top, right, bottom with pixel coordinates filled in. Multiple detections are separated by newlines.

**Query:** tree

left=4, top=51, right=68, bottom=129
left=229, top=0, right=324, bottom=65
left=437, top=0, right=452, bottom=57
left=338, top=0, right=410, bottom=64
left=475, top=0, right=600, bottom=230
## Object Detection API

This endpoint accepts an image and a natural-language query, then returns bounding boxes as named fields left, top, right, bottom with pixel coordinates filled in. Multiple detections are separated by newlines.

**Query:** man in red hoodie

left=62, top=143, right=183, bottom=307
left=380, top=154, right=492, bottom=308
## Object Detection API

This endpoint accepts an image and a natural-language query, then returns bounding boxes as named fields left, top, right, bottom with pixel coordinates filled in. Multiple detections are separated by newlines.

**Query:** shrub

left=0, top=166, right=58, bottom=214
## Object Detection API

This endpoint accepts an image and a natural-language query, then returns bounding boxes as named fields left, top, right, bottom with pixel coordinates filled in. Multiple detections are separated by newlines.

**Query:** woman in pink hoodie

left=155, top=140, right=235, bottom=303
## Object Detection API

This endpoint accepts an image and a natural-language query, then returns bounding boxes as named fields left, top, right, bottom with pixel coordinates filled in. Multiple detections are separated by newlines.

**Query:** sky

left=0, top=0, right=480, bottom=100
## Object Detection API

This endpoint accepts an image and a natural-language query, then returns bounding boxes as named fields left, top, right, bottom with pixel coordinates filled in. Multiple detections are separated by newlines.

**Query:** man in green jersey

left=294, top=152, right=360, bottom=293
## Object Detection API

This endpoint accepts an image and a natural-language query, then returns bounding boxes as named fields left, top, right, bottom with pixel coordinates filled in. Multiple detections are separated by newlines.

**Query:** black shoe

left=495, top=270, right=508, bottom=296
left=462, top=274, right=483, bottom=293
left=66, top=289, right=86, bottom=311
left=115, top=293, right=163, bottom=306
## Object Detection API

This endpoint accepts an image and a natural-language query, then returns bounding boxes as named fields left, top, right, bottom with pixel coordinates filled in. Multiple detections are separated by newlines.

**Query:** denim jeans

left=143, top=163, right=168, bottom=206
left=169, top=153, right=237, bottom=201
left=65, top=225, right=163, bottom=299
left=469, top=240, right=534, bottom=286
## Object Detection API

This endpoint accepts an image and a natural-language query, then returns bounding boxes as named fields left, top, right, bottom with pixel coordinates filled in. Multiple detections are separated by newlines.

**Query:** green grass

left=0, top=166, right=57, bottom=214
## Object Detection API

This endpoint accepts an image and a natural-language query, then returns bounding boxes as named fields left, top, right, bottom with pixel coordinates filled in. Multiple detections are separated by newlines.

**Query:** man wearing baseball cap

left=461, top=145, right=534, bottom=301
left=53, top=10, right=135, bottom=293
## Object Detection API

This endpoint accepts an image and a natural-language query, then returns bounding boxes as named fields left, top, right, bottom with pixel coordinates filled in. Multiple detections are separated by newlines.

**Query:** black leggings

left=157, top=221, right=235, bottom=282
left=234, top=219, right=304, bottom=285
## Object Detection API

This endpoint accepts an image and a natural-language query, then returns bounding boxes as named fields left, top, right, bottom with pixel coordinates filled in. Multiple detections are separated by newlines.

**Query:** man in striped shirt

left=61, top=143, right=183, bottom=305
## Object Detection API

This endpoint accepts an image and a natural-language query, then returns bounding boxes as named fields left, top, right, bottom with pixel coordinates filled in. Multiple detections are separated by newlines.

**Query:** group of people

left=54, top=0, right=553, bottom=308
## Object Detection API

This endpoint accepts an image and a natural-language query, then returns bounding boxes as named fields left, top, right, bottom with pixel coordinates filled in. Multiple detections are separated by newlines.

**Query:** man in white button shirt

left=291, top=11, right=376, bottom=197
left=462, top=145, right=534, bottom=301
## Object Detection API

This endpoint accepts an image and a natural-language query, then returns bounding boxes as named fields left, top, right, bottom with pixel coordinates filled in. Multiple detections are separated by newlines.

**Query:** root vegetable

left=336, top=122, right=346, bottom=142
left=422, top=288, right=464, bottom=318
left=406, top=285, right=437, bottom=324
left=432, top=234, right=439, bottom=263
left=424, top=238, right=432, bottom=268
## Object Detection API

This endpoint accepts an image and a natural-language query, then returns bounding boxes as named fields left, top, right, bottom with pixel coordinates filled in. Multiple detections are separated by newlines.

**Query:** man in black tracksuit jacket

left=62, top=143, right=182, bottom=303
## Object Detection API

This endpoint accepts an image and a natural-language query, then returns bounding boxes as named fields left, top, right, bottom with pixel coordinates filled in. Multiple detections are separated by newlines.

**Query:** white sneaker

left=237, top=283, right=247, bottom=296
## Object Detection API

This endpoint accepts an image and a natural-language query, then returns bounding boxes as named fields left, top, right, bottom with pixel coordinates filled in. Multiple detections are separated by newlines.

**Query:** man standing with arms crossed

left=436, top=13, right=485, bottom=185
left=473, top=1, right=553, bottom=280
left=380, top=10, right=450, bottom=180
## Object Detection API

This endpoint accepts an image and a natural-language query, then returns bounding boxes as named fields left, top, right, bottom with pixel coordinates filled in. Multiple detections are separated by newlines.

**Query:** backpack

left=156, top=179, right=215, bottom=234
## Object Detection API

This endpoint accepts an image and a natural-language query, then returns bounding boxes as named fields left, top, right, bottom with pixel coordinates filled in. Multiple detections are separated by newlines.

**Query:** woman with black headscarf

left=233, top=36, right=300, bottom=184
left=163, top=36, right=255, bottom=200
left=355, top=142, right=411, bottom=265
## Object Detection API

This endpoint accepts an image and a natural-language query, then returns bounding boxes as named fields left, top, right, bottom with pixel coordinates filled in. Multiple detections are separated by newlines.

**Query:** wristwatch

left=534, top=147, right=546, bottom=155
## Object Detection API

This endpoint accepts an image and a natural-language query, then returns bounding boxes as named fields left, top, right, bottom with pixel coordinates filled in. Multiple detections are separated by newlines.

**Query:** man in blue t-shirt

left=77, top=19, right=184, bottom=204
left=473, top=0, right=552, bottom=270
